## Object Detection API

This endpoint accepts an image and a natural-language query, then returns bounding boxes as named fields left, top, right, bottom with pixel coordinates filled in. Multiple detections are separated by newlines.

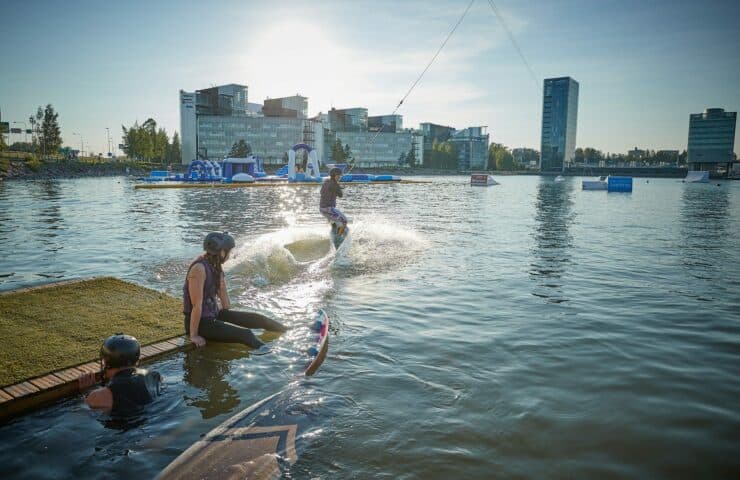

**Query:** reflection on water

left=183, top=345, right=247, bottom=419
left=529, top=177, right=575, bottom=303
left=680, top=184, right=730, bottom=279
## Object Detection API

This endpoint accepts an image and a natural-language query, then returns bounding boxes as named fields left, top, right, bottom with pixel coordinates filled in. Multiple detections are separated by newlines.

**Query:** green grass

left=0, top=277, right=182, bottom=387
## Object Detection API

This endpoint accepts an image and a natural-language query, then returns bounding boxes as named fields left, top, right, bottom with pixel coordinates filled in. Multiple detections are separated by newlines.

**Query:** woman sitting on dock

left=183, top=232, right=287, bottom=349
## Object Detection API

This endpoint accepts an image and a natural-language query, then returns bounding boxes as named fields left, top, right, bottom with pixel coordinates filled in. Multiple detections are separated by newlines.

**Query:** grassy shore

left=0, top=277, right=182, bottom=386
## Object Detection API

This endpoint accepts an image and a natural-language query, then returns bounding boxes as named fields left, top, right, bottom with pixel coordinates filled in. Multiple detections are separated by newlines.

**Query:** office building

left=328, top=108, right=368, bottom=132
left=540, top=76, right=579, bottom=173
left=263, top=95, right=308, bottom=118
left=687, top=108, right=736, bottom=173
left=449, top=126, right=489, bottom=170
left=368, top=114, right=403, bottom=133
left=180, top=84, right=322, bottom=164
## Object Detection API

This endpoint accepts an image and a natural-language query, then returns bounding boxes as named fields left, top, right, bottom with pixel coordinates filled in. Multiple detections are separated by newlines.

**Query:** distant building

left=328, top=108, right=368, bottom=132
left=419, top=122, right=455, bottom=154
left=687, top=108, right=737, bottom=173
left=180, top=84, right=322, bottom=164
left=263, top=95, right=308, bottom=118
left=368, top=114, right=403, bottom=133
left=330, top=130, right=423, bottom=167
left=628, top=147, right=645, bottom=159
left=540, top=76, right=579, bottom=173
left=449, top=126, right=489, bottom=170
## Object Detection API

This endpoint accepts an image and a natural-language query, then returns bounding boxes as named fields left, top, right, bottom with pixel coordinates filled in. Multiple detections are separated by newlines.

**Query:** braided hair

left=203, top=252, right=224, bottom=295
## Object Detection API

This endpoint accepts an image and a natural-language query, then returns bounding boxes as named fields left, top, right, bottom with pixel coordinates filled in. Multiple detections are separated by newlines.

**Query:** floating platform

left=134, top=179, right=431, bottom=189
left=0, top=277, right=192, bottom=421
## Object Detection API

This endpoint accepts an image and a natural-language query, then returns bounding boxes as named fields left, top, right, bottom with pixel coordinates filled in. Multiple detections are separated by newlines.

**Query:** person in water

left=320, top=167, right=348, bottom=235
left=183, top=231, right=287, bottom=349
left=78, top=333, right=161, bottom=413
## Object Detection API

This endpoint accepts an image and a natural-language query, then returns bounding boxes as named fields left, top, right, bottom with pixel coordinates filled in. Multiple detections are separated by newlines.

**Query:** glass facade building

left=197, top=116, right=324, bottom=164
left=181, top=84, right=321, bottom=164
left=328, top=131, right=423, bottom=167
left=449, top=126, right=489, bottom=171
left=687, top=108, right=736, bottom=172
left=368, top=115, right=403, bottom=133
left=263, top=95, right=308, bottom=118
left=328, top=108, right=368, bottom=132
left=540, top=77, right=579, bottom=173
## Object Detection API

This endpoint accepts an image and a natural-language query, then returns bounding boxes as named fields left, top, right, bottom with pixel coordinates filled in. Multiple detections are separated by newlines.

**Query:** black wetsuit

left=184, top=309, right=285, bottom=348
left=107, top=368, right=161, bottom=414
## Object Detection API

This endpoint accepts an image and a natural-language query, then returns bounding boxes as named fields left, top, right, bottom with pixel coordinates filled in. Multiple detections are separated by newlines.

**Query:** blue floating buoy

left=308, top=346, right=319, bottom=356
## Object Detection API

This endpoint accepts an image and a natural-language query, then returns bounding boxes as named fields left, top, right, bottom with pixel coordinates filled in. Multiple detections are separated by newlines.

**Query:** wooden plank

left=53, top=366, right=86, bottom=383
left=29, top=373, right=66, bottom=390
left=4, top=381, right=41, bottom=399
left=0, top=389, right=13, bottom=403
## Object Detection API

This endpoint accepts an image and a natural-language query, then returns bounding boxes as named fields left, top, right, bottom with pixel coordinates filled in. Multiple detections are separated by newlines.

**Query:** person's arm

left=334, top=181, right=343, bottom=198
left=85, top=387, right=113, bottom=410
left=187, top=264, right=207, bottom=347
left=218, top=272, right=230, bottom=310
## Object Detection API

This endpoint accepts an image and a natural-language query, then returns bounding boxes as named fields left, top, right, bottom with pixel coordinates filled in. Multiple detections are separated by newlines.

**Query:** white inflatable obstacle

left=684, top=171, right=709, bottom=183
left=288, top=144, right=322, bottom=182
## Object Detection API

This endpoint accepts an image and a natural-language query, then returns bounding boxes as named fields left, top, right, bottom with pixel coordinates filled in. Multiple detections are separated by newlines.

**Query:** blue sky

left=1, top=0, right=738, bottom=155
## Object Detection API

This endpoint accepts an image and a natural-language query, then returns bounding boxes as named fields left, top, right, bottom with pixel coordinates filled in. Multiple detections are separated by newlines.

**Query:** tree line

left=121, top=118, right=180, bottom=164
left=1, top=104, right=63, bottom=156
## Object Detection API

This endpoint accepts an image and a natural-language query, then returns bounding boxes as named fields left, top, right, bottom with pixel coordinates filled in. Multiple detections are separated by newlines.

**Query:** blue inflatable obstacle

left=607, top=176, right=633, bottom=192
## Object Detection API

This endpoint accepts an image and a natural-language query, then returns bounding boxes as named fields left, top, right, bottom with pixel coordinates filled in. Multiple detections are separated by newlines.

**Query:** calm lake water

left=0, top=175, right=738, bottom=479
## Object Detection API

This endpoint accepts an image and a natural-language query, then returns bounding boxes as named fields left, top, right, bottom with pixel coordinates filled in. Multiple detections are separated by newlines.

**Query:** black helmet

left=204, top=232, right=235, bottom=255
left=100, top=333, right=140, bottom=368
left=329, top=167, right=342, bottom=178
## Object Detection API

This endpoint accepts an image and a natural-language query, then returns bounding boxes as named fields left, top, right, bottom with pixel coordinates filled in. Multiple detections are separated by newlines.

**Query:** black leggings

left=184, top=309, right=286, bottom=348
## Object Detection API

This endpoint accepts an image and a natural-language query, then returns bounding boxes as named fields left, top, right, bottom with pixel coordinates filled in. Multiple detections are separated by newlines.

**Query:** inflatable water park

left=135, top=143, right=426, bottom=189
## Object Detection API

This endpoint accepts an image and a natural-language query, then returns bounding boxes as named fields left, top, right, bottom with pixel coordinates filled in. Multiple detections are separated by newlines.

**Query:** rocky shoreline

left=0, top=158, right=150, bottom=181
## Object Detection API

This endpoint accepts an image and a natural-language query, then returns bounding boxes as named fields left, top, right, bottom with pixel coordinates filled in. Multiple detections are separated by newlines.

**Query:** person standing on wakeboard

left=320, top=167, right=348, bottom=236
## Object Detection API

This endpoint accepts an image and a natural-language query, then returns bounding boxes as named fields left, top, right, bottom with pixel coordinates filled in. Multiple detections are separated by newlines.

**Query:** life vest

left=107, top=368, right=161, bottom=414
left=183, top=257, right=220, bottom=319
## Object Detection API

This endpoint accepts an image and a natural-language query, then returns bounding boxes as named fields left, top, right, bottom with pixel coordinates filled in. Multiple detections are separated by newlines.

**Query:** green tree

left=495, top=147, right=515, bottom=170
left=331, top=138, right=346, bottom=163
left=406, top=142, right=417, bottom=167
left=488, top=143, right=507, bottom=170
left=574, top=147, right=584, bottom=163
left=343, top=144, right=353, bottom=162
left=0, top=132, right=6, bottom=151
left=41, top=104, right=62, bottom=155
left=28, top=107, right=43, bottom=155
left=228, top=139, right=252, bottom=158
left=167, top=131, right=181, bottom=165
left=397, top=152, right=406, bottom=165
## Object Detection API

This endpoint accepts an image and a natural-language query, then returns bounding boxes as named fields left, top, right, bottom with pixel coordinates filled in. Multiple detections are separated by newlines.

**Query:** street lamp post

left=105, top=127, right=111, bottom=158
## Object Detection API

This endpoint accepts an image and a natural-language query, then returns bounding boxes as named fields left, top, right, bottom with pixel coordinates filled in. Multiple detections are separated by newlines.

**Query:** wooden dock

left=0, top=277, right=192, bottom=421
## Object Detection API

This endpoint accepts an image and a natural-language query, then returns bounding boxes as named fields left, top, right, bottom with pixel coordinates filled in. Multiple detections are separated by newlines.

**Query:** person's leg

left=217, top=309, right=287, bottom=332
left=194, top=316, right=264, bottom=348
left=331, top=208, right=348, bottom=234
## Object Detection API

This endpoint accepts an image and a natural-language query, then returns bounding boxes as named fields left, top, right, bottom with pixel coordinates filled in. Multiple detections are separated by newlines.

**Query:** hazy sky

left=1, top=0, right=738, bottom=155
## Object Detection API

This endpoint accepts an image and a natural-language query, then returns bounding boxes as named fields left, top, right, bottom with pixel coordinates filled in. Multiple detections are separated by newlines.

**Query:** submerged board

left=158, top=310, right=331, bottom=479
left=330, top=224, right=349, bottom=249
